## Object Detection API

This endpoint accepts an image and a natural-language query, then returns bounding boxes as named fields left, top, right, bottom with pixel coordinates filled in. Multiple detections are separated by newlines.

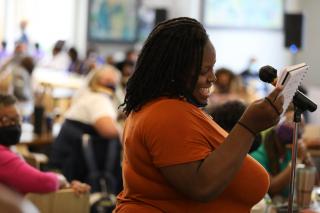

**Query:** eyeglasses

left=0, top=116, right=21, bottom=127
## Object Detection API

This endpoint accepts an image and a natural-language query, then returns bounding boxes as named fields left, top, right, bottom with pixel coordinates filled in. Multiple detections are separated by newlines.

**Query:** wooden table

left=19, top=123, right=55, bottom=145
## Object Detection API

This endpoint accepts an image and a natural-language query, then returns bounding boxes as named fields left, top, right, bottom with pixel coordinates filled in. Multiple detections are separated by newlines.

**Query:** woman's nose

left=208, top=71, right=216, bottom=83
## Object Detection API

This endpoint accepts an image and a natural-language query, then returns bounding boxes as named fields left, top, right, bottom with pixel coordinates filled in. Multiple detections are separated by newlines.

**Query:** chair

left=81, top=134, right=121, bottom=194
left=26, top=189, right=89, bottom=213
left=15, top=144, right=48, bottom=169
left=82, top=134, right=122, bottom=212
left=50, top=121, right=122, bottom=192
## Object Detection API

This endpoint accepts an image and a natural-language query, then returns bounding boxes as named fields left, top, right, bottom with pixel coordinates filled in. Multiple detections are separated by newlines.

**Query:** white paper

left=276, top=63, right=309, bottom=116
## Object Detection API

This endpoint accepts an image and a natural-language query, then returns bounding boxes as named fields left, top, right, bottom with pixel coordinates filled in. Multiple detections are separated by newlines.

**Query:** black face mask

left=186, top=96, right=207, bottom=108
left=104, top=84, right=116, bottom=92
left=0, top=125, right=22, bottom=146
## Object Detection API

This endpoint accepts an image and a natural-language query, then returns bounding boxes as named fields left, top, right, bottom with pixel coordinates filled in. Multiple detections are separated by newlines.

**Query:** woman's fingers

left=70, top=180, right=91, bottom=196
left=265, top=86, right=284, bottom=116
left=268, top=86, right=283, bottom=102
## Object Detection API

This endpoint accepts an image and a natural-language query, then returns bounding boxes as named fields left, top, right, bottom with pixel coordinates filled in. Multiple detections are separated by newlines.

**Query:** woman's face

left=192, top=40, right=216, bottom=105
left=98, top=70, right=118, bottom=87
left=0, top=105, right=20, bottom=128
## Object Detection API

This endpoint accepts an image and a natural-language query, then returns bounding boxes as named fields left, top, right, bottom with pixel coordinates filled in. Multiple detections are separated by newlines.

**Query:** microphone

left=259, top=65, right=317, bottom=112
left=259, top=65, right=278, bottom=86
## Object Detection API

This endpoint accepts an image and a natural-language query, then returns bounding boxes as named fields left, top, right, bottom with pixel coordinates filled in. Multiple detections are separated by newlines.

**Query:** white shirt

left=65, top=88, right=117, bottom=125
left=40, top=52, right=70, bottom=71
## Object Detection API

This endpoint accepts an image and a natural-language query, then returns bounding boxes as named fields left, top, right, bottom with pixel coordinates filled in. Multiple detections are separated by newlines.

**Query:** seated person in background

left=67, top=47, right=82, bottom=74
left=240, top=57, right=270, bottom=98
left=40, top=40, right=70, bottom=70
left=213, top=68, right=236, bottom=94
left=250, top=107, right=313, bottom=200
left=12, top=56, right=35, bottom=121
left=208, top=100, right=262, bottom=153
left=106, top=55, right=115, bottom=66
left=0, top=41, right=11, bottom=67
left=120, top=61, right=135, bottom=89
left=115, top=49, right=137, bottom=72
left=0, top=42, right=28, bottom=93
left=0, top=93, right=90, bottom=195
left=32, top=42, right=45, bottom=64
left=50, top=65, right=122, bottom=193
left=207, top=68, right=257, bottom=109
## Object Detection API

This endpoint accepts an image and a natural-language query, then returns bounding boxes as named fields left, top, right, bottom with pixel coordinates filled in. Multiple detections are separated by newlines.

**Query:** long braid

left=121, top=17, right=208, bottom=115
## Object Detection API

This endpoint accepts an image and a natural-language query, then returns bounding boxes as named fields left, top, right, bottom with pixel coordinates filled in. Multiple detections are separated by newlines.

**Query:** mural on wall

left=88, top=0, right=138, bottom=42
left=203, top=0, right=283, bottom=30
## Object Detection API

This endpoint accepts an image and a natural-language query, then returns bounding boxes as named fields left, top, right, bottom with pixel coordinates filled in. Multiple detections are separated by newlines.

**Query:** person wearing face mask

left=0, top=93, right=90, bottom=195
left=50, top=65, right=123, bottom=193
left=250, top=107, right=312, bottom=199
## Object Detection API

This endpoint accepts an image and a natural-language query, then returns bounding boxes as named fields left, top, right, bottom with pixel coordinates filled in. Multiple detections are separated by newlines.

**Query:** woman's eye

left=201, top=68, right=208, bottom=74
left=201, top=67, right=212, bottom=74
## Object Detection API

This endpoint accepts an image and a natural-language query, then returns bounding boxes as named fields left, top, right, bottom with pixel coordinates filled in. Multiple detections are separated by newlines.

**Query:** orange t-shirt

left=115, top=98, right=269, bottom=213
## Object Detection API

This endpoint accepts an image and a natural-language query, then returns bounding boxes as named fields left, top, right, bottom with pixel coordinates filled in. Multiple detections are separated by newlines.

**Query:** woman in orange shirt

left=115, top=17, right=284, bottom=212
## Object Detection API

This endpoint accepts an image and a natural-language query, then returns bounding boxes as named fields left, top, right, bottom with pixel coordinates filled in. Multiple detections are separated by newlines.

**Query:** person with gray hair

left=50, top=65, right=123, bottom=193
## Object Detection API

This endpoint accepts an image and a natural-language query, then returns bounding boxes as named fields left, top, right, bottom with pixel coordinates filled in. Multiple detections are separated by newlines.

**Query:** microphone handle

left=268, top=76, right=317, bottom=113
left=293, top=90, right=317, bottom=112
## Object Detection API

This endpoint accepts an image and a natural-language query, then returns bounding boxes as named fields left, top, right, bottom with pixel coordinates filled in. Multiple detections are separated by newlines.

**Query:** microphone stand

left=258, top=64, right=317, bottom=212
left=288, top=92, right=317, bottom=213
left=288, top=106, right=302, bottom=213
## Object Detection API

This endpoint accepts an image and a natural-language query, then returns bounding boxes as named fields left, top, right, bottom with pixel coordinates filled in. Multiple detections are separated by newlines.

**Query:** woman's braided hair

left=120, top=17, right=209, bottom=115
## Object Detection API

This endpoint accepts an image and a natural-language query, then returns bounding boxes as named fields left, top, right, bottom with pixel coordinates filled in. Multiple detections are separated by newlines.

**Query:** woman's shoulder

left=0, top=145, right=12, bottom=154
left=76, top=89, right=112, bottom=104
left=0, top=145, right=21, bottom=165
left=136, top=98, right=207, bottom=125
left=147, top=98, right=196, bottom=112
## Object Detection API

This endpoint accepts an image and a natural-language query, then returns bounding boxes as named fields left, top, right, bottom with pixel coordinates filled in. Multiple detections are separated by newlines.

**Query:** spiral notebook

left=276, top=63, right=309, bottom=116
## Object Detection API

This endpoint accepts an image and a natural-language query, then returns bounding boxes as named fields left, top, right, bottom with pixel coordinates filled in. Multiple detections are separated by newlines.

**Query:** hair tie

left=237, top=121, right=256, bottom=136
left=265, top=97, right=281, bottom=115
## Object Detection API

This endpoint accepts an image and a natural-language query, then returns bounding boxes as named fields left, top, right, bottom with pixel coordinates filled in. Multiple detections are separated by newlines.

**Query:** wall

left=297, top=0, right=320, bottom=87
left=0, top=1, right=5, bottom=42
left=89, top=0, right=200, bottom=60
left=90, top=0, right=177, bottom=60
left=2, top=0, right=319, bottom=123
left=206, top=29, right=291, bottom=73
left=197, top=0, right=290, bottom=73
left=0, top=0, right=314, bottom=77
left=141, top=0, right=320, bottom=124
left=296, top=0, right=320, bottom=124
left=142, top=0, right=291, bottom=73
left=2, top=0, right=76, bottom=52
left=73, top=0, right=88, bottom=58
left=92, top=0, right=290, bottom=72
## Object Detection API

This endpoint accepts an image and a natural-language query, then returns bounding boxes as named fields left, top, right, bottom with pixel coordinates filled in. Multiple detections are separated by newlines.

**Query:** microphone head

left=259, top=65, right=278, bottom=83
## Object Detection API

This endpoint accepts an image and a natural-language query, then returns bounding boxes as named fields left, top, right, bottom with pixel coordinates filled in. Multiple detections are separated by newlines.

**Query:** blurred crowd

left=0, top=21, right=319, bottom=213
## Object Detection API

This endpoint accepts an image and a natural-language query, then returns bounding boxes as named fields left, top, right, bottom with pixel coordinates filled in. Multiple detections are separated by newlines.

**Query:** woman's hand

left=239, top=86, right=284, bottom=134
left=298, top=141, right=314, bottom=167
left=70, top=180, right=91, bottom=196
left=56, top=173, right=70, bottom=189
left=55, top=174, right=90, bottom=195
left=297, top=140, right=308, bottom=160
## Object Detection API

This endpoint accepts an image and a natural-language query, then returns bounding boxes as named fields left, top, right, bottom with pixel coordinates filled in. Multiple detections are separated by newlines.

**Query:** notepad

left=276, top=63, right=309, bottom=116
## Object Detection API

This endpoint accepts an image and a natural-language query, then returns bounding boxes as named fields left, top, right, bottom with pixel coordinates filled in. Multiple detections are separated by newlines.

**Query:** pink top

left=0, top=145, right=59, bottom=194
